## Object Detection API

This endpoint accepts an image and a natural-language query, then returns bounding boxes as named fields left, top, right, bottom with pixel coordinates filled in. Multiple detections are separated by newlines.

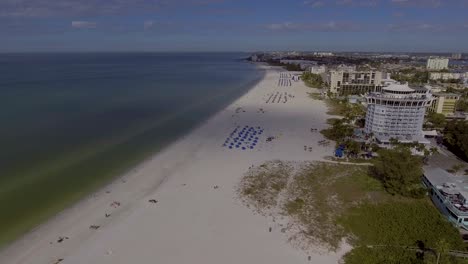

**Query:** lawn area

left=341, top=201, right=468, bottom=264
left=238, top=161, right=468, bottom=263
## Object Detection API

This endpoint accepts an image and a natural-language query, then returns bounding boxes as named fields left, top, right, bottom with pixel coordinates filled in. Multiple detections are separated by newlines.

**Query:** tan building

left=329, top=70, right=383, bottom=95
left=428, top=93, right=460, bottom=115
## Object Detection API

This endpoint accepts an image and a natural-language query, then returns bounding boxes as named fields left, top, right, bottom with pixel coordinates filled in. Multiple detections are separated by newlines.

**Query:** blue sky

left=1, top=0, right=468, bottom=52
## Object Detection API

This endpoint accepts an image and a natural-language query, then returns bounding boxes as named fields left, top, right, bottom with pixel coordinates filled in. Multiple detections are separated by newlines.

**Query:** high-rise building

left=427, top=57, right=449, bottom=70
left=452, top=53, right=463, bottom=60
left=364, top=83, right=433, bottom=143
left=309, top=65, right=327, bottom=74
left=428, top=93, right=460, bottom=115
left=328, top=70, right=383, bottom=95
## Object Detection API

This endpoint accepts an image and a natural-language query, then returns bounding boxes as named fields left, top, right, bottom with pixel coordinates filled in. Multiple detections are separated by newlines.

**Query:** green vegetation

left=323, top=98, right=365, bottom=122
left=239, top=160, right=468, bottom=263
left=455, top=88, right=468, bottom=112
left=301, top=72, right=324, bottom=88
left=444, top=120, right=468, bottom=161
left=265, top=59, right=303, bottom=71
left=239, top=161, right=379, bottom=250
left=284, top=163, right=376, bottom=250
left=343, top=103, right=366, bottom=124
left=341, top=201, right=467, bottom=264
left=321, top=118, right=353, bottom=142
left=371, top=147, right=424, bottom=197
left=285, top=63, right=302, bottom=71
left=324, top=98, right=349, bottom=116
left=426, top=112, right=447, bottom=129
left=307, top=92, right=323, bottom=100
left=392, top=68, right=429, bottom=84
left=239, top=161, right=291, bottom=211
left=320, top=99, right=367, bottom=159
left=457, top=100, right=468, bottom=112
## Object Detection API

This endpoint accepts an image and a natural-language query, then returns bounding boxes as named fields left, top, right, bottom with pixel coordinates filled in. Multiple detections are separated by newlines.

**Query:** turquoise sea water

left=0, top=53, right=263, bottom=246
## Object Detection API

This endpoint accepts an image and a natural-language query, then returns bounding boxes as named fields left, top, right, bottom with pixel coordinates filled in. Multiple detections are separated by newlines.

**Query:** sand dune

left=0, top=65, right=349, bottom=264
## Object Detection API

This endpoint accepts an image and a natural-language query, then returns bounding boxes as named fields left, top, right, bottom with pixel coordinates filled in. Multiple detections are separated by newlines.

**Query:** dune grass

left=239, top=161, right=292, bottom=212
left=307, top=92, right=323, bottom=100
left=239, top=161, right=467, bottom=263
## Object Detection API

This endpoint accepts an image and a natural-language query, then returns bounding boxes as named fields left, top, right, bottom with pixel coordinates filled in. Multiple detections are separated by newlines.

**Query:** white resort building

left=364, top=83, right=433, bottom=144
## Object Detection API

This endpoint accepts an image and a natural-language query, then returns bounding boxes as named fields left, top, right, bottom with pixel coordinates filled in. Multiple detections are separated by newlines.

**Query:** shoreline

left=0, top=63, right=266, bottom=258
left=0, top=65, right=348, bottom=264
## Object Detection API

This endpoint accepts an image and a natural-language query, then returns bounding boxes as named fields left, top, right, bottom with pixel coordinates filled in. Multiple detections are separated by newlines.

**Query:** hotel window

left=448, top=208, right=459, bottom=220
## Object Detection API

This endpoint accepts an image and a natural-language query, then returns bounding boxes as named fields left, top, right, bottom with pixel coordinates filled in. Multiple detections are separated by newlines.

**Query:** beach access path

left=0, top=65, right=349, bottom=264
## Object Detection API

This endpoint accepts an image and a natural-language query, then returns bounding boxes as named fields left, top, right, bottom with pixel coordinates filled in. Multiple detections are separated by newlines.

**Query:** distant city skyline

left=1, top=0, right=468, bottom=52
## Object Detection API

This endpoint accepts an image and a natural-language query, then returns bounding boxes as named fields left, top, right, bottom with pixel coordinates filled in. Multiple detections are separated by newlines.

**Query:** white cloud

left=387, top=22, right=441, bottom=32
left=265, top=21, right=362, bottom=32
left=71, top=21, right=97, bottom=29
left=390, top=0, right=442, bottom=7
left=265, top=22, right=297, bottom=30
left=336, top=0, right=378, bottom=7
left=304, top=1, right=325, bottom=7
left=144, top=20, right=154, bottom=30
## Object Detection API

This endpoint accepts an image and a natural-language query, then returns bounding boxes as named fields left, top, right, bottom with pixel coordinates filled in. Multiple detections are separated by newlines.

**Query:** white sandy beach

left=0, top=65, right=350, bottom=264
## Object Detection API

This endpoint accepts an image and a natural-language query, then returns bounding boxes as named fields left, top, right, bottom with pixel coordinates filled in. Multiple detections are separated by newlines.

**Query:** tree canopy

left=444, top=120, right=468, bottom=161
left=321, top=118, right=354, bottom=142
left=426, top=112, right=447, bottom=129
left=371, top=148, right=424, bottom=197
left=301, top=72, right=324, bottom=88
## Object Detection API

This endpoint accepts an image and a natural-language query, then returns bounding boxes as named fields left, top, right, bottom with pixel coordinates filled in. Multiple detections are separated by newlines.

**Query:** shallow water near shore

left=0, top=52, right=263, bottom=246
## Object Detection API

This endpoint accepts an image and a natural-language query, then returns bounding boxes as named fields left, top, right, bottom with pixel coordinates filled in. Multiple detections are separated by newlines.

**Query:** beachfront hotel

left=364, top=83, right=433, bottom=144
left=328, top=70, right=384, bottom=95
left=423, top=167, right=468, bottom=230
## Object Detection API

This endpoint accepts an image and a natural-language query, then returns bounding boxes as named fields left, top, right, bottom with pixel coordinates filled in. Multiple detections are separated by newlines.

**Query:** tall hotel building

left=329, top=70, right=383, bottom=95
left=364, top=84, right=433, bottom=143
left=427, top=57, right=449, bottom=70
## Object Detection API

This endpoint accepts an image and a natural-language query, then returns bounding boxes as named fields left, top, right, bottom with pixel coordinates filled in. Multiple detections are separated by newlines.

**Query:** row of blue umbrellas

left=223, top=125, right=264, bottom=150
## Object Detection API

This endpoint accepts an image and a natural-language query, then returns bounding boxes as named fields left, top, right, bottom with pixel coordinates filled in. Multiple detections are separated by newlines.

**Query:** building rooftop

left=433, top=92, right=460, bottom=97
left=374, top=133, right=429, bottom=144
left=383, top=83, right=414, bottom=93
left=424, top=167, right=468, bottom=215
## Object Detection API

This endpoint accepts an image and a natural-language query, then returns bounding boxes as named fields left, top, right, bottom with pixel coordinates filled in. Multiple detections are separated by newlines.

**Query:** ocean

left=0, top=52, right=263, bottom=246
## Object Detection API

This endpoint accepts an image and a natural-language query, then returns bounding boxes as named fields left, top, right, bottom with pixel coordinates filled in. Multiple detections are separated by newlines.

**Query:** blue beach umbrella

left=229, top=146, right=233, bottom=149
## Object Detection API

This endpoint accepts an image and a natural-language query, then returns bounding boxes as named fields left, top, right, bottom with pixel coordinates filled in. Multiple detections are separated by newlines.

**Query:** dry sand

left=0, top=65, right=350, bottom=264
